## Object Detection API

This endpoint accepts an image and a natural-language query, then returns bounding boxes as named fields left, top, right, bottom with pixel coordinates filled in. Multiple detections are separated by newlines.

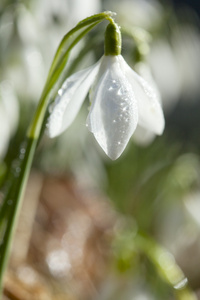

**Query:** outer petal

left=119, top=56, right=165, bottom=135
left=87, top=56, right=138, bottom=160
left=134, top=62, right=162, bottom=104
left=47, top=61, right=100, bottom=137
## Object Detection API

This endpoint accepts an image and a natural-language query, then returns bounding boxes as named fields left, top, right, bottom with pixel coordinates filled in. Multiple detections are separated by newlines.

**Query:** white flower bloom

left=47, top=55, right=164, bottom=160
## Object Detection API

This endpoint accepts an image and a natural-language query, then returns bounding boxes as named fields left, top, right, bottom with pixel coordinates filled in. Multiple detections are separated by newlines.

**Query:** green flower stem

left=0, top=138, right=37, bottom=295
left=136, top=234, right=197, bottom=300
left=0, top=11, right=115, bottom=296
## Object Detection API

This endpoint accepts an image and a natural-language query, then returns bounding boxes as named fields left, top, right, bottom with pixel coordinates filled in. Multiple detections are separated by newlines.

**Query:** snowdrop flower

left=47, top=22, right=164, bottom=160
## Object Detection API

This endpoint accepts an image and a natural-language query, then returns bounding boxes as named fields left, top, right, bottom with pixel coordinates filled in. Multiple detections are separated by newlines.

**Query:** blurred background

left=0, top=0, right=200, bottom=299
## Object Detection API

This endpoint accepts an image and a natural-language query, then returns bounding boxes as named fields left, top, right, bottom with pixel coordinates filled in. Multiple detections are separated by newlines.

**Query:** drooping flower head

left=47, top=20, right=165, bottom=160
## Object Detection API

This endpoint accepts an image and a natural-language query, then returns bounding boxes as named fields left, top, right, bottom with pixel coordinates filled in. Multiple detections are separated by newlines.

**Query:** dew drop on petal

left=174, top=277, right=188, bottom=290
left=58, top=88, right=64, bottom=96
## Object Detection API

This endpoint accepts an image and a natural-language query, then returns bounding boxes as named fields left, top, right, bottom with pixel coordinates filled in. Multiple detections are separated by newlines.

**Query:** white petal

left=87, top=56, right=138, bottom=160
left=119, top=56, right=165, bottom=135
left=47, top=61, right=100, bottom=138
left=134, top=61, right=162, bottom=104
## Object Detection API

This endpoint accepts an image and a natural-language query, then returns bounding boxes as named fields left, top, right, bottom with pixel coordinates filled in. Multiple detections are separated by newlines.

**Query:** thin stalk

left=0, top=138, right=37, bottom=294
left=135, top=233, right=197, bottom=300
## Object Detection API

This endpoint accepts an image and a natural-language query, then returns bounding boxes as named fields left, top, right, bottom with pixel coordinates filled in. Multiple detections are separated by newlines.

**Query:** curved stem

left=47, top=11, right=115, bottom=82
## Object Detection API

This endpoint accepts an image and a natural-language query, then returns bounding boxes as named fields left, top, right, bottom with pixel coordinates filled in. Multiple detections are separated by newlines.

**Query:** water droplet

left=111, top=79, right=119, bottom=90
left=19, top=148, right=26, bottom=160
left=122, top=106, right=128, bottom=111
left=117, top=87, right=124, bottom=96
left=20, top=148, right=25, bottom=154
left=174, top=277, right=188, bottom=290
left=112, top=120, right=116, bottom=123
left=58, top=88, right=63, bottom=96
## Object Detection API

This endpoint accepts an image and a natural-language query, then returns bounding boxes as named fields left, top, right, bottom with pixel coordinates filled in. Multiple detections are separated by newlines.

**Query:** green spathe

left=104, top=22, right=122, bottom=56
